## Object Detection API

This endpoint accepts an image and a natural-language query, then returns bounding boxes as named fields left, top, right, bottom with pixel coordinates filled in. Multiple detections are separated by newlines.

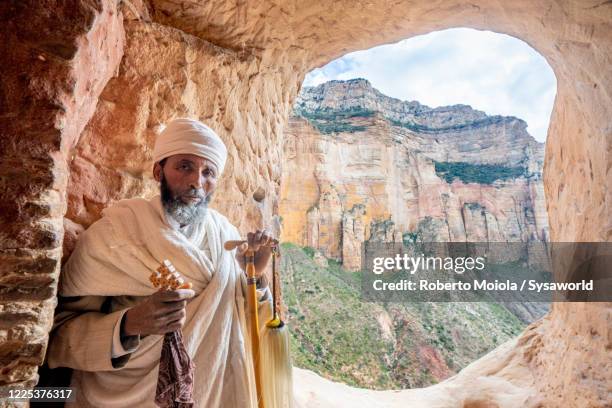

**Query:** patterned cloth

left=155, top=330, right=196, bottom=408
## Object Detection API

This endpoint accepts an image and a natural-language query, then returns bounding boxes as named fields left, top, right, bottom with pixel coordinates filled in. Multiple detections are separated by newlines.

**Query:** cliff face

left=280, top=79, right=549, bottom=270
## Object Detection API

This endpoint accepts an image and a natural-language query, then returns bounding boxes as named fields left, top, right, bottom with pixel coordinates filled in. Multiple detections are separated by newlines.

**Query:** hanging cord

left=267, top=244, right=284, bottom=328
left=272, top=245, right=278, bottom=318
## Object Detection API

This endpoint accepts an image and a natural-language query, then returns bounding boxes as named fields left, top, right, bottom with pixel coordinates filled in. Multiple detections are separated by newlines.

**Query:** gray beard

left=160, top=173, right=211, bottom=227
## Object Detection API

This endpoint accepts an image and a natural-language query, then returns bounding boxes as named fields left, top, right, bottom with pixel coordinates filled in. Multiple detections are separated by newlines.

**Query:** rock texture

left=0, top=0, right=124, bottom=394
left=280, top=79, right=549, bottom=271
left=64, top=14, right=293, bottom=246
left=0, top=0, right=610, bottom=407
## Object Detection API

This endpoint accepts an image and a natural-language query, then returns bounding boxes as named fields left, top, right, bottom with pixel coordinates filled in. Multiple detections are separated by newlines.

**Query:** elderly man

left=47, top=118, right=274, bottom=407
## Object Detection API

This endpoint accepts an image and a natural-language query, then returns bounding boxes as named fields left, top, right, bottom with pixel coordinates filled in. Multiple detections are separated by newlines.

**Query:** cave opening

left=1, top=2, right=609, bottom=406
left=279, top=27, right=557, bottom=390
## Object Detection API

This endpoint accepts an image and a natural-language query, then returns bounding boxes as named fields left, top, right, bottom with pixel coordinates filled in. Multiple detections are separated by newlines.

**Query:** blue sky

left=303, top=28, right=556, bottom=143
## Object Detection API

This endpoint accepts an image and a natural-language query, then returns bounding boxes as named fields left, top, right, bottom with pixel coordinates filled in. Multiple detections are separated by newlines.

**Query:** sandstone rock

left=0, top=0, right=609, bottom=406
left=342, top=204, right=366, bottom=271
left=64, top=17, right=290, bottom=238
left=282, top=80, right=549, bottom=273
left=0, top=0, right=123, bottom=387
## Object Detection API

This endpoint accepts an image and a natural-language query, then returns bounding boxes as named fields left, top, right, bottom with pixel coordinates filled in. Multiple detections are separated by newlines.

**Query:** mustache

left=182, top=188, right=207, bottom=200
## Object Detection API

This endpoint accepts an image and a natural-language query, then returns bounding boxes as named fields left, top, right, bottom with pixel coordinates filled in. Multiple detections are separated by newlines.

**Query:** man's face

left=154, top=154, right=219, bottom=226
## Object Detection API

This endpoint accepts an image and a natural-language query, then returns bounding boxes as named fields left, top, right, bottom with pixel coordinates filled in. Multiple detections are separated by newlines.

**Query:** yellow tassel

left=261, top=319, right=293, bottom=408
left=225, top=239, right=293, bottom=407
left=260, top=244, right=294, bottom=408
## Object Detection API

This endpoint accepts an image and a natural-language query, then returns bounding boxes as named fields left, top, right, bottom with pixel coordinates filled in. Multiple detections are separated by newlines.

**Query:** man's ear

left=153, top=162, right=162, bottom=182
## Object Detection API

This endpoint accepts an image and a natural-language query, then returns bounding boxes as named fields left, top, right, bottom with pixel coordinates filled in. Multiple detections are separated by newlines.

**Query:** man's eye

left=180, top=164, right=192, bottom=171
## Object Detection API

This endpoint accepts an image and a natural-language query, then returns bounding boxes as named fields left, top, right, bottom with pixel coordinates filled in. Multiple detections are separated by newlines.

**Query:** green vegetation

left=296, top=106, right=510, bottom=136
left=316, top=122, right=368, bottom=134
left=387, top=115, right=507, bottom=133
left=295, top=106, right=375, bottom=134
left=434, top=161, right=526, bottom=185
left=387, top=118, right=437, bottom=132
left=281, top=242, right=526, bottom=390
left=302, top=246, right=315, bottom=258
left=297, top=106, right=376, bottom=121
left=402, top=231, right=420, bottom=245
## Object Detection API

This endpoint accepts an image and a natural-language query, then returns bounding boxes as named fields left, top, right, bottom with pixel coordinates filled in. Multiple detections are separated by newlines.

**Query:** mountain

left=280, top=78, right=549, bottom=274
left=278, top=79, right=550, bottom=388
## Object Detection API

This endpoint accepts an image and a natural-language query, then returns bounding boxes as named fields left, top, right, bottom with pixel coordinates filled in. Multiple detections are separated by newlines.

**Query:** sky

left=303, top=28, right=556, bottom=143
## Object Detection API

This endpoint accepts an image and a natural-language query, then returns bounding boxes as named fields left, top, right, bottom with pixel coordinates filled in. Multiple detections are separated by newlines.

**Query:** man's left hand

left=235, top=229, right=278, bottom=279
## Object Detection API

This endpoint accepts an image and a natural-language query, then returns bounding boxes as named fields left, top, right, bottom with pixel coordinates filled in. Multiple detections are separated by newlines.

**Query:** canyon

left=280, top=78, right=549, bottom=273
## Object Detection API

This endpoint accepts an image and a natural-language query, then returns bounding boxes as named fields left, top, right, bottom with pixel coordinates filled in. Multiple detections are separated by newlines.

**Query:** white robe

left=50, top=195, right=271, bottom=407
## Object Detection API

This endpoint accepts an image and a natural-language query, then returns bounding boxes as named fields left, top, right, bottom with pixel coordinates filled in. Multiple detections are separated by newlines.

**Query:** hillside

left=281, top=243, right=525, bottom=389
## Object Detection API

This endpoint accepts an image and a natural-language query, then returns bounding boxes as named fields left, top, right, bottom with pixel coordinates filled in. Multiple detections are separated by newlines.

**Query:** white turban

left=152, top=118, right=228, bottom=176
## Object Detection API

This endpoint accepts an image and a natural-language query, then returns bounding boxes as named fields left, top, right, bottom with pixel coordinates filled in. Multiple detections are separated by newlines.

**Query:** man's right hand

left=123, top=289, right=195, bottom=336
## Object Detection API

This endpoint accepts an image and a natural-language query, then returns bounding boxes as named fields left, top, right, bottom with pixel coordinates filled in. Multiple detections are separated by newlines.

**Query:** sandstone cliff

left=280, top=79, right=549, bottom=272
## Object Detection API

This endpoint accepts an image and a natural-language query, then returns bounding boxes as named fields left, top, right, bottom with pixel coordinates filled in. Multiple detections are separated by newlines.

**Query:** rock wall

left=280, top=79, right=549, bottom=271
left=0, top=0, right=610, bottom=406
left=64, top=7, right=298, bottom=248
left=0, top=0, right=124, bottom=392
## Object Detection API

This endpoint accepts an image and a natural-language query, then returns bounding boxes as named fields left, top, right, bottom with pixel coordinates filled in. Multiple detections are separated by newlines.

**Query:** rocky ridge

left=280, top=79, right=549, bottom=275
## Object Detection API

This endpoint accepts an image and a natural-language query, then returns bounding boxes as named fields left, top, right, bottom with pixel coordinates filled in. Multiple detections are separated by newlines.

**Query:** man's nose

left=189, top=173, right=204, bottom=190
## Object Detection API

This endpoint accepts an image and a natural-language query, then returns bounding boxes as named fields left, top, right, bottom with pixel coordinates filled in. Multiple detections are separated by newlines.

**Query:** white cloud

left=303, top=28, right=557, bottom=143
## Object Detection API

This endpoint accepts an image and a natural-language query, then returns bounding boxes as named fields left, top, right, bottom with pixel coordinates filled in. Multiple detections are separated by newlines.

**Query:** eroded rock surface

left=0, top=0, right=610, bottom=406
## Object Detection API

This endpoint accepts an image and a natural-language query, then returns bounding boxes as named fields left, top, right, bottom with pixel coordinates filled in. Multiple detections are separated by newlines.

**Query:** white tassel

left=260, top=244, right=294, bottom=408
left=260, top=322, right=294, bottom=408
